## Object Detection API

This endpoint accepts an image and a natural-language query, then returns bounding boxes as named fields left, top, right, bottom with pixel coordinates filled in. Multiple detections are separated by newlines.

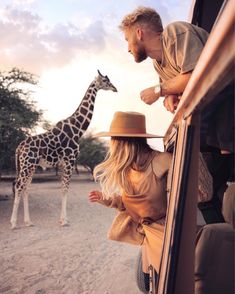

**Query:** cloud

left=12, top=0, right=36, bottom=5
left=0, top=6, right=107, bottom=73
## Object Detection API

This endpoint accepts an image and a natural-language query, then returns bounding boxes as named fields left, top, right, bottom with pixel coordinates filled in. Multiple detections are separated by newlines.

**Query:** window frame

left=154, top=1, right=234, bottom=293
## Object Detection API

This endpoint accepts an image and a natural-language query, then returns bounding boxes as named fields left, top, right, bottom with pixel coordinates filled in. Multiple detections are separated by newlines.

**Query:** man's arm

left=161, top=72, right=192, bottom=96
left=140, top=72, right=192, bottom=105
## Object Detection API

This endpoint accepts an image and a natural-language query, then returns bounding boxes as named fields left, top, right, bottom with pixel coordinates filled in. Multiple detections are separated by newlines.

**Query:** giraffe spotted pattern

left=11, top=70, right=117, bottom=229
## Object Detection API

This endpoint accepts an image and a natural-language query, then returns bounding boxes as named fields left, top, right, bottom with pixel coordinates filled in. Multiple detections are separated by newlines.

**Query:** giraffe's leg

left=10, top=174, right=29, bottom=229
left=23, top=188, right=33, bottom=227
left=60, top=188, right=69, bottom=226
left=59, top=162, right=73, bottom=226
left=10, top=187, right=22, bottom=229
left=23, top=167, right=35, bottom=227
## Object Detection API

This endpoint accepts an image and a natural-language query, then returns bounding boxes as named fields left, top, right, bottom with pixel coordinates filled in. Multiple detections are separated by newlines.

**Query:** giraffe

left=10, top=70, right=117, bottom=229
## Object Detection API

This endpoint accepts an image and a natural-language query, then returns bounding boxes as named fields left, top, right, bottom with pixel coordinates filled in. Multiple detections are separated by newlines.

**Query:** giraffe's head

left=95, top=70, right=117, bottom=92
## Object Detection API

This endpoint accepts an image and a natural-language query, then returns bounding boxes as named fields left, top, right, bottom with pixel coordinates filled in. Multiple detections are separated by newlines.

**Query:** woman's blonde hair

left=94, top=137, right=155, bottom=198
left=119, top=6, right=163, bottom=33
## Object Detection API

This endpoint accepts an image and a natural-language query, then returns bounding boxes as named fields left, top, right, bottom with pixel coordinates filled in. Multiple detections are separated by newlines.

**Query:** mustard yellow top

left=99, top=151, right=172, bottom=223
left=122, top=151, right=172, bottom=223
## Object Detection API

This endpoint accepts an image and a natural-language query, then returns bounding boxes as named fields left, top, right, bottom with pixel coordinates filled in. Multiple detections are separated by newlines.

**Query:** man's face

left=124, top=28, right=147, bottom=63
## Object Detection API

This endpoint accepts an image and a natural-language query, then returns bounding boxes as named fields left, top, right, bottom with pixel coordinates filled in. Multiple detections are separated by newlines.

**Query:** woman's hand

left=89, top=190, right=103, bottom=202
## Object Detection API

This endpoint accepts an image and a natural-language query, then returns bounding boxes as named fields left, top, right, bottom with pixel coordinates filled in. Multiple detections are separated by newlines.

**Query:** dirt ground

left=0, top=175, right=142, bottom=294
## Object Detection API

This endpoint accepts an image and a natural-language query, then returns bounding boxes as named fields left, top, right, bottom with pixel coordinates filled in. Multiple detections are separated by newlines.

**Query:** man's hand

left=140, top=86, right=161, bottom=105
left=163, top=95, right=180, bottom=113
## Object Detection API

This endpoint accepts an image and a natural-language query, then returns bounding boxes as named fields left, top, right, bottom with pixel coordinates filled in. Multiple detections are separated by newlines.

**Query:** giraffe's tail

left=15, top=145, right=21, bottom=178
left=13, top=144, right=21, bottom=195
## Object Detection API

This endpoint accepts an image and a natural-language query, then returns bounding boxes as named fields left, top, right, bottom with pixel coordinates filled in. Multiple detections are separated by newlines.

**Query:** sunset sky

left=0, top=0, right=192, bottom=150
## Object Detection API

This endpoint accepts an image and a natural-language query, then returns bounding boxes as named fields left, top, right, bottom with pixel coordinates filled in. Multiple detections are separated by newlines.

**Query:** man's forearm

left=141, top=72, right=192, bottom=105
left=160, top=72, right=192, bottom=96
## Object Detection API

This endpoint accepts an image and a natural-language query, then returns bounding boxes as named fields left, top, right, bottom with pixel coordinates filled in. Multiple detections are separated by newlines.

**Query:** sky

left=0, top=0, right=192, bottom=150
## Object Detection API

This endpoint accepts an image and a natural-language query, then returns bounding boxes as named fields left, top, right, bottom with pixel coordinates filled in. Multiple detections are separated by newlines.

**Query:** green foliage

left=76, top=133, right=108, bottom=175
left=0, top=68, right=42, bottom=171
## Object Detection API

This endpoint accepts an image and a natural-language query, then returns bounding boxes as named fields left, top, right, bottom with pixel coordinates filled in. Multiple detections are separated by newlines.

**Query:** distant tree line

left=0, top=68, right=42, bottom=171
left=0, top=68, right=108, bottom=175
left=77, top=133, right=108, bottom=175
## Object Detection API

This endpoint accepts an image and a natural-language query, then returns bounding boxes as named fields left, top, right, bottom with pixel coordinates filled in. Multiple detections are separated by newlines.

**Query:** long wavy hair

left=94, top=137, right=156, bottom=198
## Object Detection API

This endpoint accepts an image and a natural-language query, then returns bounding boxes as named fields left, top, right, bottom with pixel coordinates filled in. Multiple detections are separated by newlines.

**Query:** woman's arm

left=89, top=190, right=125, bottom=211
left=152, top=152, right=173, bottom=178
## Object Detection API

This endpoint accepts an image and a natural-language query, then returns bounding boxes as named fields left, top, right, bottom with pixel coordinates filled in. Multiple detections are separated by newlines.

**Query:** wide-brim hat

left=94, top=111, right=163, bottom=138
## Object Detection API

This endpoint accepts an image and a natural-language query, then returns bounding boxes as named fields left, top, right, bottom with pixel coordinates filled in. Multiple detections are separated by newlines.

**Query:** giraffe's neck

left=70, top=81, right=98, bottom=137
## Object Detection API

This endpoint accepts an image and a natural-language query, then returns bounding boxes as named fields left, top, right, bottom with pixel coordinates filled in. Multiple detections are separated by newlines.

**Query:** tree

left=0, top=68, right=43, bottom=171
left=76, top=133, right=108, bottom=175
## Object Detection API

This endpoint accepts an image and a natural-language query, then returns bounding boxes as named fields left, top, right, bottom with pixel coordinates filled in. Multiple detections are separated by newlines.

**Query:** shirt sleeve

left=98, top=194, right=125, bottom=211
left=172, top=30, right=205, bottom=74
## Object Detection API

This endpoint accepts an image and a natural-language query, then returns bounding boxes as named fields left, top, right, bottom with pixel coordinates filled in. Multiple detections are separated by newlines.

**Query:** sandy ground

left=0, top=175, right=142, bottom=294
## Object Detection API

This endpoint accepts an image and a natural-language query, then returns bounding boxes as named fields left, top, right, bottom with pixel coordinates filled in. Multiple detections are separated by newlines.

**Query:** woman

left=89, top=111, right=172, bottom=274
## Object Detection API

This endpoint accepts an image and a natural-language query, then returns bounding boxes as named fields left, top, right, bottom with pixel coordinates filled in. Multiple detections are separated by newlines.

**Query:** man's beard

left=135, top=46, right=147, bottom=63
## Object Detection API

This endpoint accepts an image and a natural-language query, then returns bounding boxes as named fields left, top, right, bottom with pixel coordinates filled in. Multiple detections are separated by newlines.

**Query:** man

left=119, top=6, right=234, bottom=223
left=119, top=6, right=208, bottom=113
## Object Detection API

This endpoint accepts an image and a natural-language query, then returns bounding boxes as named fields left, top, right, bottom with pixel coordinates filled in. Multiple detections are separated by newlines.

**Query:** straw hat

left=94, top=111, right=163, bottom=138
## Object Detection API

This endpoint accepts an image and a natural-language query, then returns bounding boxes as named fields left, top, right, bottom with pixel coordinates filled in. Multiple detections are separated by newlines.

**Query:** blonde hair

left=94, top=137, right=155, bottom=199
left=119, top=6, right=163, bottom=33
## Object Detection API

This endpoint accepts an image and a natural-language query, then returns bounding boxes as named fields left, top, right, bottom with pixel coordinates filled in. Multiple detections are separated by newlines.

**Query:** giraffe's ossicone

left=10, top=70, right=117, bottom=229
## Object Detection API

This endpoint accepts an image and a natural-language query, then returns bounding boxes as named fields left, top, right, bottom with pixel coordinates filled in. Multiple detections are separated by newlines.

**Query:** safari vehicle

left=136, top=0, right=234, bottom=293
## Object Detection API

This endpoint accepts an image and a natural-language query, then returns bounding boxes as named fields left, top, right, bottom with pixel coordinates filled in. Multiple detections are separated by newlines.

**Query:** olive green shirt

left=153, top=21, right=209, bottom=81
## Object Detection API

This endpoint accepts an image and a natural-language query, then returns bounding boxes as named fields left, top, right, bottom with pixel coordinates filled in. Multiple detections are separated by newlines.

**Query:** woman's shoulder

left=152, top=151, right=173, bottom=178
left=153, top=150, right=172, bottom=162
